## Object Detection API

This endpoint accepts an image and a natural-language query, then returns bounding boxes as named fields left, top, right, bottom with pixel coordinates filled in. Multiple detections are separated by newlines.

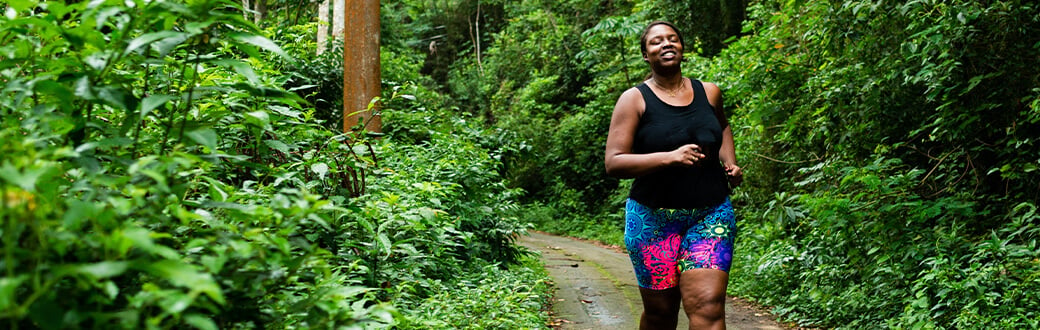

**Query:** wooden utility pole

left=343, top=0, right=381, bottom=133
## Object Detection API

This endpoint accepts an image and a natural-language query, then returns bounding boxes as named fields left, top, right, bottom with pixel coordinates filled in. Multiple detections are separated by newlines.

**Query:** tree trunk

left=254, top=0, right=267, bottom=25
left=317, top=0, right=329, bottom=55
left=242, top=0, right=251, bottom=21
left=332, top=0, right=345, bottom=40
left=475, top=0, right=482, bottom=74
left=343, top=0, right=381, bottom=133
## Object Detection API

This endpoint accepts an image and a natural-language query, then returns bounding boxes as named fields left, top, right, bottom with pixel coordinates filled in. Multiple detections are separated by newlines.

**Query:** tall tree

left=343, top=0, right=381, bottom=132
left=317, top=0, right=329, bottom=54
left=316, top=0, right=345, bottom=55
left=333, top=0, right=344, bottom=40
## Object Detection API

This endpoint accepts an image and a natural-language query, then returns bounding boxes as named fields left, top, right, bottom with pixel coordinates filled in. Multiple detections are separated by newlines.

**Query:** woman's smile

left=660, top=50, right=678, bottom=60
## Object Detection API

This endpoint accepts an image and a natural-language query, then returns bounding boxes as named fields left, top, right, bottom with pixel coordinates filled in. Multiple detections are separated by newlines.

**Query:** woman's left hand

left=724, top=164, right=743, bottom=188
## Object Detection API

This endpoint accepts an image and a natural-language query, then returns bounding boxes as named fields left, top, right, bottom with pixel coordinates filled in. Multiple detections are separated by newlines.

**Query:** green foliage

left=641, top=0, right=748, bottom=57
left=472, top=5, right=647, bottom=214
left=896, top=203, right=1040, bottom=329
left=0, top=0, right=395, bottom=326
left=1, top=0, right=549, bottom=328
left=709, top=2, right=1040, bottom=326
left=381, top=0, right=507, bottom=88
left=271, top=23, right=346, bottom=130
left=373, top=118, right=532, bottom=268
left=16, top=0, right=1033, bottom=327
left=432, top=0, right=1040, bottom=328
left=396, top=256, right=552, bottom=329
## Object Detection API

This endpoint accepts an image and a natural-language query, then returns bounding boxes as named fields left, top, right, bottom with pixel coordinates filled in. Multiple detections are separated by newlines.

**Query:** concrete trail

left=519, top=230, right=785, bottom=330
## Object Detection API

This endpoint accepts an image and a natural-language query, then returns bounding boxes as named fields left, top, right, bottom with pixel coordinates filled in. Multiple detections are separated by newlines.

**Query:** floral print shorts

left=624, top=197, right=736, bottom=290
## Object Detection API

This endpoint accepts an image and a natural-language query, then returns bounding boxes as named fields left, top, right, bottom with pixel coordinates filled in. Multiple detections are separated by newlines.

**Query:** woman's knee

left=682, top=291, right=725, bottom=319
left=678, top=268, right=728, bottom=315
left=643, top=296, right=681, bottom=316
left=639, top=287, right=682, bottom=317
left=645, top=302, right=681, bottom=318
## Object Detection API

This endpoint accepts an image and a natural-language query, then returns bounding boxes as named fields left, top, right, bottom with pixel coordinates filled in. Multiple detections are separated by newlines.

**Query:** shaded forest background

left=1, top=0, right=1038, bottom=329
left=387, top=0, right=1040, bottom=328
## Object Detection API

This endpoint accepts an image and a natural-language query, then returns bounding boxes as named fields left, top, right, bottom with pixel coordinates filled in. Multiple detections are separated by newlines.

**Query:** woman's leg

left=637, top=287, right=681, bottom=330
left=676, top=198, right=736, bottom=329
left=679, top=269, right=728, bottom=329
left=625, top=199, right=686, bottom=329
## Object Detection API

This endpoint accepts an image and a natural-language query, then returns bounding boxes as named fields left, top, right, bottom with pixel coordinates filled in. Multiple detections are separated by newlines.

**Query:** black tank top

left=629, top=79, right=729, bottom=209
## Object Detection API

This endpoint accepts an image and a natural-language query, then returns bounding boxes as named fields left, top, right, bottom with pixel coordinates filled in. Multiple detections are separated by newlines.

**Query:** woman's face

left=642, top=24, right=683, bottom=69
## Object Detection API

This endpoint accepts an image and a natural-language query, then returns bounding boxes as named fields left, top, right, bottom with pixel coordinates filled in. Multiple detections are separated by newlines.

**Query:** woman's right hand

left=673, top=144, right=705, bottom=166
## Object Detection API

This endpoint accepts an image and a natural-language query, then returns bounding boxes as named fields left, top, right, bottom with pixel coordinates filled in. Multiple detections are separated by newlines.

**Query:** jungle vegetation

left=2, top=0, right=1038, bottom=329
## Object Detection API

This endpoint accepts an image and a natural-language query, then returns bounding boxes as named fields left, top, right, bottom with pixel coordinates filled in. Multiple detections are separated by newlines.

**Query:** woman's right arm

left=604, top=88, right=705, bottom=179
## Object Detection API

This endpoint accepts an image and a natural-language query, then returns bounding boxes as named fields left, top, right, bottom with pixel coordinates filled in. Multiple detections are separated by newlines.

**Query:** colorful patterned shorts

left=624, top=197, right=736, bottom=290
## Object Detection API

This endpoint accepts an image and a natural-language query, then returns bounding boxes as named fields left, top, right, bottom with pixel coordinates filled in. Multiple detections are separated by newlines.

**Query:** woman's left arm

left=704, top=82, right=743, bottom=186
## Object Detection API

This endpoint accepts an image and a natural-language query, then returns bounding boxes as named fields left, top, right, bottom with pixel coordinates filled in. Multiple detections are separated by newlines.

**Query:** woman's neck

left=651, top=72, right=684, bottom=89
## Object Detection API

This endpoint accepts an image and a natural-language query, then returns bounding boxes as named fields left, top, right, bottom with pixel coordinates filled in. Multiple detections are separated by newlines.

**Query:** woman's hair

left=639, top=21, right=685, bottom=57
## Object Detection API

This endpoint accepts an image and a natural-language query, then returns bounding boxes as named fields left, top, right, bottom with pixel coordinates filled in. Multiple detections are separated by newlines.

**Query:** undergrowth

left=0, top=0, right=550, bottom=328
left=396, top=256, right=553, bottom=330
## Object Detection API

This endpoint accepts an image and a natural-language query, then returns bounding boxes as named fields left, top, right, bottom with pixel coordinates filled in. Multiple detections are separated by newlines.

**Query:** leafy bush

left=445, top=0, right=1040, bottom=328
left=0, top=0, right=396, bottom=327
left=396, top=256, right=552, bottom=329
left=684, top=1, right=1040, bottom=327
left=896, top=202, right=1040, bottom=328
left=1, top=0, right=547, bottom=328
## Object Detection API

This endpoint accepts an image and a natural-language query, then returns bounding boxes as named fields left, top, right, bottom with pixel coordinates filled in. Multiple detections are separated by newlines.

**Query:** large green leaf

left=124, top=31, right=189, bottom=57
left=228, top=33, right=292, bottom=62
left=140, top=94, right=177, bottom=119
left=68, top=261, right=130, bottom=279
left=186, top=128, right=218, bottom=151
left=143, top=260, right=225, bottom=305
left=0, top=275, right=29, bottom=311
left=212, top=59, right=259, bottom=84
left=0, top=162, right=46, bottom=192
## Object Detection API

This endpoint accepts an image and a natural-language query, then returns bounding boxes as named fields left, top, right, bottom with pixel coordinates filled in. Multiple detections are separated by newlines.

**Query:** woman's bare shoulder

left=699, top=81, right=721, bottom=94
left=615, top=85, right=647, bottom=112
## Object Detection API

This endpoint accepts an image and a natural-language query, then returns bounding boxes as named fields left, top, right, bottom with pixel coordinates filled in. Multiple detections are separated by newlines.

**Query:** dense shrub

left=396, top=256, right=552, bottom=329
left=1, top=0, right=545, bottom=328
left=454, top=0, right=1039, bottom=328
left=701, top=0, right=1040, bottom=327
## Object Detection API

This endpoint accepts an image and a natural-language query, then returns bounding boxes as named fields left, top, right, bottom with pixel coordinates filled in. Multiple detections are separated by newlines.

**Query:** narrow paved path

left=520, top=231, right=785, bottom=330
